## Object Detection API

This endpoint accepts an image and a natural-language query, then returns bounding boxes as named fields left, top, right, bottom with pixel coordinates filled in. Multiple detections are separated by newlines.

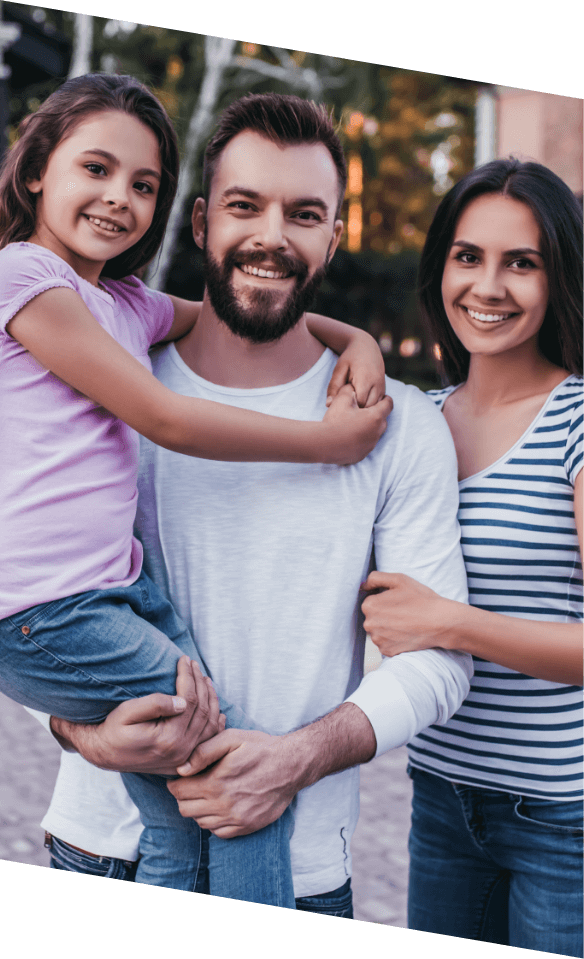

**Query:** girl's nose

left=102, top=178, right=130, bottom=209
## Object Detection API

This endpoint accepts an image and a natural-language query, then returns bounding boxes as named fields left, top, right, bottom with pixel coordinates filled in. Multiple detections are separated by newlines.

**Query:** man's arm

left=47, top=658, right=226, bottom=776
left=167, top=702, right=376, bottom=838
left=167, top=387, right=472, bottom=836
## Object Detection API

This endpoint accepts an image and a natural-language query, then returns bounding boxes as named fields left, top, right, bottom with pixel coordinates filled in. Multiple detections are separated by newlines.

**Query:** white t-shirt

left=33, top=346, right=471, bottom=896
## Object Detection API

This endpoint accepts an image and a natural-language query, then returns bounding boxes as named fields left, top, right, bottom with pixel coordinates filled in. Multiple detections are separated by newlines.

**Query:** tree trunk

left=68, top=14, right=93, bottom=79
left=145, top=35, right=237, bottom=291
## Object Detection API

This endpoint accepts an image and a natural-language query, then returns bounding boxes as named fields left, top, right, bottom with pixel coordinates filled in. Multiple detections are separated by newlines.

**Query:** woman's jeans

left=407, top=766, right=584, bottom=957
left=0, top=571, right=295, bottom=907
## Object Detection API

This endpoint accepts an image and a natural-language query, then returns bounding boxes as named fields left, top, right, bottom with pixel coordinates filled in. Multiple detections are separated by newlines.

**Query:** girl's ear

left=191, top=198, right=206, bottom=250
left=26, top=178, right=43, bottom=195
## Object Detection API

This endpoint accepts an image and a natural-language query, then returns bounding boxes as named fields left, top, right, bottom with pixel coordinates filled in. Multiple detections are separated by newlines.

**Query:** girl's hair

left=419, top=158, right=583, bottom=384
left=0, top=74, right=179, bottom=279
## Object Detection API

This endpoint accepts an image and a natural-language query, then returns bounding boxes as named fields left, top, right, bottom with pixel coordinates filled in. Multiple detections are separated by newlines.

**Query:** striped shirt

left=408, top=374, right=583, bottom=799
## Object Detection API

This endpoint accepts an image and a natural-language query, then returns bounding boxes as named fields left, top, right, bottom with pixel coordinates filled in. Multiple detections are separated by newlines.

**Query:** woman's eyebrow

left=451, top=239, right=542, bottom=257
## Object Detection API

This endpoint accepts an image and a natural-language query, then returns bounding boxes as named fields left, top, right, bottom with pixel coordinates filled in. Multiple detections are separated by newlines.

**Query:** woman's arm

left=305, top=313, right=386, bottom=408
left=7, top=288, right=391, bottom=465
left=362, top=473, right=583, bottom=686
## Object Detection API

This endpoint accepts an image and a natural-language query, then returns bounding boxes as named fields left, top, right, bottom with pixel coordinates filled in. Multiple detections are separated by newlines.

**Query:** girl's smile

left=26, top=111, right=161, bottom=285
left=441, top=193, right=549, bottom=357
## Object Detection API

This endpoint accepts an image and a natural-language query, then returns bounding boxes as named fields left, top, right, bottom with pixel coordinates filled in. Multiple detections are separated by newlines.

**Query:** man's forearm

left=285, top=701, right=377, bottom=791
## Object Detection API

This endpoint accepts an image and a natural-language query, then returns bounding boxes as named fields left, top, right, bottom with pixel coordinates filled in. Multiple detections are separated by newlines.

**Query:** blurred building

left=476, top=85, right=583, bottom=195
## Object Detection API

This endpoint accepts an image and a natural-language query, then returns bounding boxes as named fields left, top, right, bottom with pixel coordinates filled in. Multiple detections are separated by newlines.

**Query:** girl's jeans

left=0, top=570, right=295, bottom=907
left=407, top=766, right=583, bottom=957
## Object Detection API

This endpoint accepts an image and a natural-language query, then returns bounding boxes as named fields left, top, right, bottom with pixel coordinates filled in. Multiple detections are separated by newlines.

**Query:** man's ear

left=192, top=198, right=207, bottom=250
left=327, top=218, right=344, bottom=264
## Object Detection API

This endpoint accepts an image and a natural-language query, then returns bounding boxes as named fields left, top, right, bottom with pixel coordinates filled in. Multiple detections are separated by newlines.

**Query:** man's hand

left=167, top=729, right=300, bottom=838
left=361, top=571, right=461, bottom=656
left=167, top=702, right=377, bottom=838
left=50, top=656, right=225, bottom=776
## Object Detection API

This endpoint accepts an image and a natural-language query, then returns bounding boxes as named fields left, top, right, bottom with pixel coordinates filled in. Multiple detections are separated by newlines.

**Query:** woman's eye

left=455, top=251, right=478, bottom=264
left=511, top=257, right=536, bottom=270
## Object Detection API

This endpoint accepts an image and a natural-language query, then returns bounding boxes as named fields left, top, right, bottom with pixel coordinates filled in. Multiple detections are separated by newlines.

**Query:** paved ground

left=0, top=640, right=412, bottom=925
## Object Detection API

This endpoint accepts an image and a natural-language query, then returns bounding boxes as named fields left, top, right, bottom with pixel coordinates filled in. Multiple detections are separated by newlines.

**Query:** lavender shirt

left=0, top=243, right=174, bottom=618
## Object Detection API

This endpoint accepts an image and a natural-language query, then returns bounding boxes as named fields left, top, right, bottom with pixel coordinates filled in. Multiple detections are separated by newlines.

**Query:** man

left=35, top=93, right=472, bottom=916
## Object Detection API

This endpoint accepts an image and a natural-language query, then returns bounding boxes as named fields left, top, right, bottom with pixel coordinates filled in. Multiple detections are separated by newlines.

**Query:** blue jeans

left=407, top=766, right=584, bottom=956
left=0, top=571, right=295, bottom=907
left=49, top=834, right=353, bottom=918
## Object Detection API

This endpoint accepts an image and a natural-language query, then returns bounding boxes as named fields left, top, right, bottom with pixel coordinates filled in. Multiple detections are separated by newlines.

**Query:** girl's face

left=441, top=193, right=549, bottom=362
left=27, top=110, right=162, bottom=284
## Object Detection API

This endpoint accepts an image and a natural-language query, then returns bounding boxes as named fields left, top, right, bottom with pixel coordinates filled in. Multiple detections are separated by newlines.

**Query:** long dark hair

left=419, top=159, right=583, bottom=384
left=0, top=73, right=179, bottom=279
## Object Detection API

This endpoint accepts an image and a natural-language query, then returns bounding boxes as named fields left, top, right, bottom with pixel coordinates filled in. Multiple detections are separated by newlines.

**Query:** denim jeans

left=49, top=834, right=353, bottom=919
left=0, top=571, right=295, bottom=907
left=407, top=766, right=584, bottom=956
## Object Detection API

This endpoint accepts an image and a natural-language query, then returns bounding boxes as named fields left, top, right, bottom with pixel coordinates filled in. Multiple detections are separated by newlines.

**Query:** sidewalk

left=0, top=659, right=413, bottom=926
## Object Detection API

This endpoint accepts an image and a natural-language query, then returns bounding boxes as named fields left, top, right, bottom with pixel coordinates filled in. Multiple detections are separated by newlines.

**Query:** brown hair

left=203, top=93, right=347, bottom=216
left=419, top=158, right=583, bottom=384
left=0, top=73, right=179, bottom=279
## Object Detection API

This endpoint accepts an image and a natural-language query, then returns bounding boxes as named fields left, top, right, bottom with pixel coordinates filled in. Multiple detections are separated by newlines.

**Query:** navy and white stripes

left=408, top=375, right=583, bottom=799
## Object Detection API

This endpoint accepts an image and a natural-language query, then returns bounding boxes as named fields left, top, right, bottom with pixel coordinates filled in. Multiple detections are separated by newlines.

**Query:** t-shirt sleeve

left=345, top=385, right=473, bottom=755
left=565, top=390, right=583, bottom=485
left=116, top=275, right=174, bottom=348
left=0, top=244, right=77, bottom=334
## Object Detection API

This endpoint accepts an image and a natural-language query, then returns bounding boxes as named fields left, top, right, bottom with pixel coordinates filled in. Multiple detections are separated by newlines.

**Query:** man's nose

left=253, top=208, right=288, bottom=252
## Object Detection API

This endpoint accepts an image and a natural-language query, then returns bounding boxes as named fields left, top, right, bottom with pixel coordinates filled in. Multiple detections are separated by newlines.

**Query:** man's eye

left=229, top=201, right=254, bottom=211
left=293, top=211, right=320, bottom=222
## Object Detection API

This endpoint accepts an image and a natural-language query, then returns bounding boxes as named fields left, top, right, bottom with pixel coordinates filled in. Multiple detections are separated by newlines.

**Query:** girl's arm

left=305, top=313, right=386, bottom=408
left=157, top=295, right=202, bottom=344
left=7, top=288, right=390, bottom=465
left=361, top=471, right=584, bottom=685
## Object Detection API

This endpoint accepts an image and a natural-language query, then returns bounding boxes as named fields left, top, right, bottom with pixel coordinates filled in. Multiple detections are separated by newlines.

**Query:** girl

left=360, top=159, right=583, bottom=955
left=0, top=73, right=390, bottom=903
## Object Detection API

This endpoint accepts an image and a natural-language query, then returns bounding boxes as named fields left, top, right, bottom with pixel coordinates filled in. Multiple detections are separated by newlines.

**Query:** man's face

left=193, top=130, right=344, bottom=343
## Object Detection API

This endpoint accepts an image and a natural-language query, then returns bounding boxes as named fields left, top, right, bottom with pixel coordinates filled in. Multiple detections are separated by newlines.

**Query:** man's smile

left=238, top=263, right=292, bottom=280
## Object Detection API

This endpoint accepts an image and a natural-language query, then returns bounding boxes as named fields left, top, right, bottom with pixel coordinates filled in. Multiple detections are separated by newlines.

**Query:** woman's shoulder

left=425, top=383, right=458, bottom=410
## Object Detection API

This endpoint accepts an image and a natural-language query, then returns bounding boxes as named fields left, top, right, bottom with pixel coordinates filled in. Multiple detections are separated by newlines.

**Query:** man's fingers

left=361, top=570, right=402, bottom=593
left=175, top=729, right=235, bottom=776
left=115, top=691, right=189, bottom=726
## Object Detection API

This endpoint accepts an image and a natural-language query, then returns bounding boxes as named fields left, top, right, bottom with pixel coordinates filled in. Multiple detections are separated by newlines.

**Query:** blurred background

left=1, top=3, right=581, bottom=391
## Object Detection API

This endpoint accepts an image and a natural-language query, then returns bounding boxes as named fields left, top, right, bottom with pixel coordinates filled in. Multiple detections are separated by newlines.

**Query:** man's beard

left=203, top=244, right=327, bottom=344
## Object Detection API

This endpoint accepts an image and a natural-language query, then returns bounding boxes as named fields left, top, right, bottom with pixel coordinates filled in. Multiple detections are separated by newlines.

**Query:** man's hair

left=202, top=93, right=347, bottom=217
left=419, top=158, right=583, bottom=384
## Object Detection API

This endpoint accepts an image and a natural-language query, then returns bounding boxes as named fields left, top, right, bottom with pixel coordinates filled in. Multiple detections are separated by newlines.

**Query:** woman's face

left=441, top=193, right=549, bottom=361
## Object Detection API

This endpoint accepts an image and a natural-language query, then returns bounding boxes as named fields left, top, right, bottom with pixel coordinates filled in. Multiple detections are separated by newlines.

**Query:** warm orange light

left=346, top=111, right=364, bottom=139
left=399, top=337, right=421, bottom=358
left=347, top=200, right=362, bottom=253
left=167, top=56, right=183, bottom=80
left=347, top=153, right=363, bottom=197
left=433, top=343, right=442, bottom=361
left=241, top=42, right=259, bottom=56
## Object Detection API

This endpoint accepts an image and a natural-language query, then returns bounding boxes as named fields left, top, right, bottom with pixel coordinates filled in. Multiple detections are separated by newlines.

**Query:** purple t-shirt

left=0, top=243, right=174, bottom=618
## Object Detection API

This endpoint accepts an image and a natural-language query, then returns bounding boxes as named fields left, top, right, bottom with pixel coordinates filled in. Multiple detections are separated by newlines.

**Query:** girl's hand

left=326, top=332, right=386, bottom=409
left=322, top=385, right=393, bottom=464
left=361, top=572, right=459, bottom=656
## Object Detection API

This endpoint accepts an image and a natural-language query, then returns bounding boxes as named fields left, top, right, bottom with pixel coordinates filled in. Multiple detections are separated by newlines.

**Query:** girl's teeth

left=87, top=216, right=122, bottom=233
left=467, top=308, right=510, bottom=323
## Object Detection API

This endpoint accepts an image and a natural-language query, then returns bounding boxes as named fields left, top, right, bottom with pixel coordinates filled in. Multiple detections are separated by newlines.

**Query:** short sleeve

left=565, top=387, right=583, bottom=485
left=0, top=243, right=76, bottom=334
left=106, top=275, right=174, bottom=348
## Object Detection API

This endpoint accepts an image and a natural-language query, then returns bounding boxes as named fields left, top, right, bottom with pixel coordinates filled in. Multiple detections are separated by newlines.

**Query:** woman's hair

left=419, top=158, right=583, bottom=384
left=0, top=74, right=179, bottom=279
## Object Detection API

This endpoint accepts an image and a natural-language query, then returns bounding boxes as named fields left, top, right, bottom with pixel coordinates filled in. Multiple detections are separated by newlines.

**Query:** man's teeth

left=240, top=264, right=287, bottom=279
left=86, top=216, right=123, bottom=233
left=467, top=308, right=511, bottom=323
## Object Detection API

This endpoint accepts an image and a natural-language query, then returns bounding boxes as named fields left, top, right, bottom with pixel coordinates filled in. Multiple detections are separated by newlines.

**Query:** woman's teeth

left=466, top=308, right=512, bottom=323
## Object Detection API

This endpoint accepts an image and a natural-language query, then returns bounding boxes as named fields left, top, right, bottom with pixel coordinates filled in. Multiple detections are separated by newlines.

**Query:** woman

left=361, top=159, right=583, bottom=956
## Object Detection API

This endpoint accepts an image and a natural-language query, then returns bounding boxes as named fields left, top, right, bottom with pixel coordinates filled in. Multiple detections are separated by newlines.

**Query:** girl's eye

left=134, top=181, right=155, bottom=195
left=85, top=163, right=106, bottom=176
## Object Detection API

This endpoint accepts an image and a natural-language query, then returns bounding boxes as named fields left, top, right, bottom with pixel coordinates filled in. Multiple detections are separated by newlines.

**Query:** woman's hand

left=361, top=572, right=460, bottom=656
left=326, top=331, right=387, bottom=409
